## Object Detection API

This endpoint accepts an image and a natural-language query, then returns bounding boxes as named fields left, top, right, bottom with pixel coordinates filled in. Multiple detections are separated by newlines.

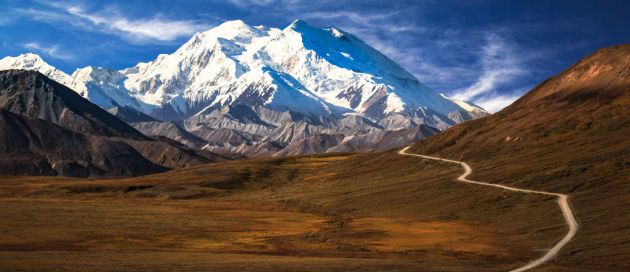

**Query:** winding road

left=398, top=146, right=579, bottom=272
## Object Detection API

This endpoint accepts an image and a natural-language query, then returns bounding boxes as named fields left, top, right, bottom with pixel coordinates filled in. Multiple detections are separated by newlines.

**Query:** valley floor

left=0, top=151, right=583, bottom=271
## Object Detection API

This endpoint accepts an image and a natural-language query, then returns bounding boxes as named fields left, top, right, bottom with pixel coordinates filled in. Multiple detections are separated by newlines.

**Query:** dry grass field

left=0, top=152, right=569, bottom=271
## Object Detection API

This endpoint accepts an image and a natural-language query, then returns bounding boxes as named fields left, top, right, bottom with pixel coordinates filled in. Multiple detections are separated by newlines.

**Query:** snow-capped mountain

left=0, top=54, right=141, bottom=110
left=0, top=19, right=488, bottom=156
left=72, top=66, right=145, bottom=110
left=0, top=53, right=75, bottom=88
left=115, top=20, right=480, bottom=123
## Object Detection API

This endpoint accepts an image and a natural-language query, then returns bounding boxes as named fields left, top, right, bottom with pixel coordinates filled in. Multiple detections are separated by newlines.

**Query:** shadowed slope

left=0, top=109, right=165, bottom=177
left=0, top=69, right=147, bottom=139
left=0, top=70, right=216, bottom=177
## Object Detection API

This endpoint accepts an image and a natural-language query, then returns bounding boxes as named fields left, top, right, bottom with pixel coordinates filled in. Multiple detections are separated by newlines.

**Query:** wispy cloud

left=452, top=34, right=525, bottom=101
left=227, top=0, right=278, bottom=7
left=473, top=93, right=521, bottom=113
left=16, top=3, right=213, bottom=44
left=227, top=0, right=335, bottom=9
left=300, top=11, right=408, bottom=29
left=64, top=6, right=212, bottom=43
left=22, top=42, right=74, bottom=60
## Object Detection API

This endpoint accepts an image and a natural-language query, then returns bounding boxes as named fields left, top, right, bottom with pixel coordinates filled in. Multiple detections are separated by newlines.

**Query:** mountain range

left=0, top=69, right=219, bottom=177
left=0, top=20, right=487, bottom=157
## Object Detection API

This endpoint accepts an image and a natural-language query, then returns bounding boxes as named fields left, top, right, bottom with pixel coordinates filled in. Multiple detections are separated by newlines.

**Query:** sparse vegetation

left=0, top=152, right=565, bottom=271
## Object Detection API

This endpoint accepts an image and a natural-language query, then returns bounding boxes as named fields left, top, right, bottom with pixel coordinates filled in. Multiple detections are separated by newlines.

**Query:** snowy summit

left=0, top=19, right=488, bottom=156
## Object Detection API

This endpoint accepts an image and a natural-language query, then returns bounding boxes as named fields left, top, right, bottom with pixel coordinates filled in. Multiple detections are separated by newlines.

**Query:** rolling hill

left=408, top=44, right=630, bottom=270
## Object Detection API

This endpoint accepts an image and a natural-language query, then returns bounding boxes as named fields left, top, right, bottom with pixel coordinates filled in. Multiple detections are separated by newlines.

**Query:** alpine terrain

left=0, top=20, right=487, bottom=157
left=0, top=69, right=218, bottom=177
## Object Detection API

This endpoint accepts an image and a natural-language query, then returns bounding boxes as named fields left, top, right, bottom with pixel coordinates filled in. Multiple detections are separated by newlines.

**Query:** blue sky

left=0, top=0, right=628, bottom=112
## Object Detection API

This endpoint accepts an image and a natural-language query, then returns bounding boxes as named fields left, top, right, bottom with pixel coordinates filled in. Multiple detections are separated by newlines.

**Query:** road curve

left=398, top=146, right=579, bottom=272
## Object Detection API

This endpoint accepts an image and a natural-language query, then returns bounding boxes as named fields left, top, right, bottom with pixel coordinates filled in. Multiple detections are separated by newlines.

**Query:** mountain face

left=107, top=105, right=158, bottom=123
left=0, top=53, right=75, bottom=90
left=0, top=20, right=488, bottom=156
left=116, top=20, right=480, bottom=122
left=0, top=69, right=147, bottom=140
left=0, top=70, right=216, bottom=177
left=409, top=45, right=629, bottom=269
left=0, top=108, right=165, bottom=177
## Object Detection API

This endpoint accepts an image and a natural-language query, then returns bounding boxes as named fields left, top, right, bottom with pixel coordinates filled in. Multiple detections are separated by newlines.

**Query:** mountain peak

left=0, top=53, right=48, bottom=70
left=0, top=53, right=77, bottom=94
left=14, top=52, right=44, bottom=61
left=211, top=19, right=256, bottom=35
left=192, top=19, right=265, bottom=45
left=218, top=19, right=249, bottom=29
left=287, top=19, right=312, bottom=30
left=72, top=66, right=121, bottom=83
left=0, top=69, right=214, bottom=177
left=439, top=94, right=486, bottom=113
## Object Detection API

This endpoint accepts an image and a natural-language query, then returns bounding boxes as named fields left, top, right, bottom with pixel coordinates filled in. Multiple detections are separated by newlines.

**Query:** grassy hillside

left=409, top=45, right=630, bottom=271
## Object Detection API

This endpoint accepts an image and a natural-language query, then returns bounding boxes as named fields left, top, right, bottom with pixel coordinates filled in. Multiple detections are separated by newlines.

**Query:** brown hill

left=409, top=44, right=630, bottom=270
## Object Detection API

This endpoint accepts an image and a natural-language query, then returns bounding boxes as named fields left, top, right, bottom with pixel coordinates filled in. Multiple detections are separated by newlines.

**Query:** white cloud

left=14, top=8, right=79, bottom=25
left=227, top=0, right=278, bottom=7
left=227, top=0, right=332, bottom=9
left=22, top=42, right=74, bottom=61
left=301, top=11, right=393, bottom=26
left=453, top=34, right=526, bottom=103
left=452, top=34, right=525, bottom=101
left=16, top=4, right=213, bottom=44
left=64, top=6, right=212, bottom=43
left=473, top=93, right=521, bottom=113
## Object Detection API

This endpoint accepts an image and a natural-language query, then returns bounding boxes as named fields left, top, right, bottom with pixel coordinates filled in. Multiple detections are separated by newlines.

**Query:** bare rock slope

left=0, top=70, right=216, bottom=177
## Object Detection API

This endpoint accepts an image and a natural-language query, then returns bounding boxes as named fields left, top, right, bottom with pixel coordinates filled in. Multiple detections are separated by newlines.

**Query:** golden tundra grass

left=0, top=152, right=566, bottom=271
